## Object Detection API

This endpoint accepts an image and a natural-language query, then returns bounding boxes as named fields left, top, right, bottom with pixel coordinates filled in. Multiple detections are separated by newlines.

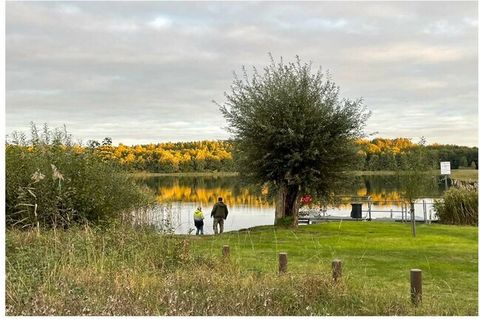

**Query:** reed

left=434, top=185, right=478, bottom=225
left=6, top=124, right=154, bottom=229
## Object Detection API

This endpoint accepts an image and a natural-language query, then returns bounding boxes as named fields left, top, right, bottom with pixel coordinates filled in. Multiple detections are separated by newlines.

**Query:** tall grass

left=434, top=185, right=478, bottom=225
left=7, top=224, right=474, bottom=316
left=6, top=123, right=154, bottom=229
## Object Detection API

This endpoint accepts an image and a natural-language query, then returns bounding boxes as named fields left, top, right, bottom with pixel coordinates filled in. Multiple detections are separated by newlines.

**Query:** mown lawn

left=6, top=222, right=477, bottom=315
left=188, top=221, right=478, bottom=315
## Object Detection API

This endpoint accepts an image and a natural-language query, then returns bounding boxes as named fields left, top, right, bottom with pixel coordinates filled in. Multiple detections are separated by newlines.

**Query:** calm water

left=135, top=175, right=446, bottom=234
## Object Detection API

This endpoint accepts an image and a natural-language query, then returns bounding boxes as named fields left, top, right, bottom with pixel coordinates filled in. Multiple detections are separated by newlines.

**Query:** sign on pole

left=440, top=161, right=450, bottom=190
left=440, top=161, right=451, bottom=175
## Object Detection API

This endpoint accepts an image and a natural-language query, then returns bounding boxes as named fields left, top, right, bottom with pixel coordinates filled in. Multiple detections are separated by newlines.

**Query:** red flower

left=300, top=195, right=313, bottom=205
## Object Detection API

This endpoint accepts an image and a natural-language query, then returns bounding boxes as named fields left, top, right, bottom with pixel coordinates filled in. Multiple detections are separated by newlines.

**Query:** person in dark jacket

left=211, top=197, right=229, bottom=234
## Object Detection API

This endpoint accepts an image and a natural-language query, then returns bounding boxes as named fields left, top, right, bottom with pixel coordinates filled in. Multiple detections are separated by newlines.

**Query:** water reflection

left=135, top=175, right=444, bottom=234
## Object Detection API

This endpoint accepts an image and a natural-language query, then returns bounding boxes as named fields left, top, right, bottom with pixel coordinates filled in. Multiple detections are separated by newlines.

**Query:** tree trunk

left=275, top=183, right=301, bottom=227
left=275, top=185, right=286, bottom=222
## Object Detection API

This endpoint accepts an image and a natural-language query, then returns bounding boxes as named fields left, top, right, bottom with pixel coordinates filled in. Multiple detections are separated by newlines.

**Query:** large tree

left=218, top=56, right=370, bottom=226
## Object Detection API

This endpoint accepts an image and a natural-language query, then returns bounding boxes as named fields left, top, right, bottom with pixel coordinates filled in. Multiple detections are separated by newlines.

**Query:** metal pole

left=390, top=209, right=393, bottom=219
left=444, top=175, right=448, bottom=191
left=423, top=200, right=427, bottom=223
left=368, top=197, right=372, bottom=221
left=401, top=204, right=404, bottom=222
left=411, top=202, right=416, bottom=237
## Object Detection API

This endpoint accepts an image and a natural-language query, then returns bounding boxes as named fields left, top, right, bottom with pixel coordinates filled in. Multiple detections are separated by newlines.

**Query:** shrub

left=6, top=124, right=154, bottom=229
left=434, top=185, right=478, bottom=225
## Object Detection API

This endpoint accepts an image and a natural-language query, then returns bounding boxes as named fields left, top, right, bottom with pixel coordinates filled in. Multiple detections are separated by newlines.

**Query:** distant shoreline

left=130, top=171, right=239, bottom=177
left=130, top=169, right=477, bottom=181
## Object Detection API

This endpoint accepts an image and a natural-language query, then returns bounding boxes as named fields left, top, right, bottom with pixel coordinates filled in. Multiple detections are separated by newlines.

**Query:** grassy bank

left=6, top=222, right=477, bottom=315
left=353, top=169, right=478, bottom=181
left=450, top=169, right=478, bottom=182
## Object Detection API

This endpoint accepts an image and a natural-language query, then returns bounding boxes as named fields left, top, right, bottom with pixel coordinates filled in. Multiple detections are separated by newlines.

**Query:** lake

left=135, top=174, right=447, bottom=234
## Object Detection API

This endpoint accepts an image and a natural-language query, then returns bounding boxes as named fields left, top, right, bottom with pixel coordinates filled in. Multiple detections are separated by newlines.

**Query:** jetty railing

left=299, top=195, right=442, bottom=224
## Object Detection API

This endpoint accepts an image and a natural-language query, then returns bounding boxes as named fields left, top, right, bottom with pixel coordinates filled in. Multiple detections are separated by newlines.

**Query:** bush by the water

left=6, top=124, right=153, bottom=229
left=434, top=185, right=478, bottom=225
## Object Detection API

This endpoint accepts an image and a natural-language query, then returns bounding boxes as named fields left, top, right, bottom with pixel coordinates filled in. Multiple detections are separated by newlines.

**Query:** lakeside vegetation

left=434, top=185, right=478, bottom=225
left=6, top=222, right=477, bottom=315
left=5, top=125, right=154, bottom=229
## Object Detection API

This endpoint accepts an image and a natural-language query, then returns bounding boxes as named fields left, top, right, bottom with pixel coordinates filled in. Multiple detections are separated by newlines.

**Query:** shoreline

left=129, top=169, right=477, bottom=182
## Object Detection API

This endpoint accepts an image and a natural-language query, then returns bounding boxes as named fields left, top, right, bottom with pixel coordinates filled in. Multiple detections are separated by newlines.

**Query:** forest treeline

left=87, top=137, right=477, bottom=172
left=7, top=135, right=477, bottom=173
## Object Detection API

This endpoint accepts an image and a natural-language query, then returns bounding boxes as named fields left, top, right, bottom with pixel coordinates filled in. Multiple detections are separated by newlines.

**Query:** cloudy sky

left=5, top=1, right=478, bottom=146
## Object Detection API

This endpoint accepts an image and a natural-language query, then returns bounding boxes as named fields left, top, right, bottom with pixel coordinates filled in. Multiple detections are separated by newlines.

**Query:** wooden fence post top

left=222, top=245, right=230, bottom=256
left=332, top=259, right=342, bottom=281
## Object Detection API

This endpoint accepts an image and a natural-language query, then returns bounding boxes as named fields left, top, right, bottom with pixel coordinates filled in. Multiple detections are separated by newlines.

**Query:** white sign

left=440, top=161, right=451, bottom=175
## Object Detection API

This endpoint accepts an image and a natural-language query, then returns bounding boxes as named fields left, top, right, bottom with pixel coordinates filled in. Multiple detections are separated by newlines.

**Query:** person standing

left=211, top=197, right=229, bottom=234
left=193, top=206, right=204, bottom=235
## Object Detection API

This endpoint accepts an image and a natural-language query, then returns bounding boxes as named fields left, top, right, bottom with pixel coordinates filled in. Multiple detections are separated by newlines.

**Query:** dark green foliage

left=434, top=185, right=478, bottom=225
left=6, top=124, right=153, bottom=229
left=355, top=142, right=477, bottom=172
left=218, top=55, right=370, bottom=209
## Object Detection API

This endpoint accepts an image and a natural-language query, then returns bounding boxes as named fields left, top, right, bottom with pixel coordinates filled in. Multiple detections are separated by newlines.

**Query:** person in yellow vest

left=193, top=206, right=204, bottom=235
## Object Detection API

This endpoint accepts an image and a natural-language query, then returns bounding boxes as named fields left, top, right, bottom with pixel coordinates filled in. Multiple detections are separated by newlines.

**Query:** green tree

left=458, top=156, right=468, bottom=168
left=218, top=55, right=370, bottom=226
left=396, top=138, right=437, bottom=236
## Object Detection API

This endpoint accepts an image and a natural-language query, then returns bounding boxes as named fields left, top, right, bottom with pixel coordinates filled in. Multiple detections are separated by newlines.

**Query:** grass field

left=450, top=169, right=478, bottom=182
left=6, top=222, right=477, bottom=315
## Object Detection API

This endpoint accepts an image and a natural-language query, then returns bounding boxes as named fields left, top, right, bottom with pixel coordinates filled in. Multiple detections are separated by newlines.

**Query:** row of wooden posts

left=221, top=245, right=423, bottom=306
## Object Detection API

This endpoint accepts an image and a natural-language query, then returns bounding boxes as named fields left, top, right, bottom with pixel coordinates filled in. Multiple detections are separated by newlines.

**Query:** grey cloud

left=6, top=1, right=478, bottom=146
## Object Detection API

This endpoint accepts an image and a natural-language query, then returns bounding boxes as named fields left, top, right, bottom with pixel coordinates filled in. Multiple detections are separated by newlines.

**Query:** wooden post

left=410, top=269, right=422, bottom=305
left=278, top=252, right=288, bottom=274
left=332, top=259, right=342, bottom=281
left=390, top=209, right=393, bottom=219
left=401, top=204, right=404, bottom=223
left=222, top=245, right=230, bottom=258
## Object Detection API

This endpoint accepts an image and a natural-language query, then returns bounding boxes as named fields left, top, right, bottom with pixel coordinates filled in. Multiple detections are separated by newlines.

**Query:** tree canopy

left=218, top=55, right=370, bottom=226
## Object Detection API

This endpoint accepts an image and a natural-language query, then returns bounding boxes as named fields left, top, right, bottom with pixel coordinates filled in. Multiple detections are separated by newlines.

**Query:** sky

left=5, top=1, right=478, bottom=146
